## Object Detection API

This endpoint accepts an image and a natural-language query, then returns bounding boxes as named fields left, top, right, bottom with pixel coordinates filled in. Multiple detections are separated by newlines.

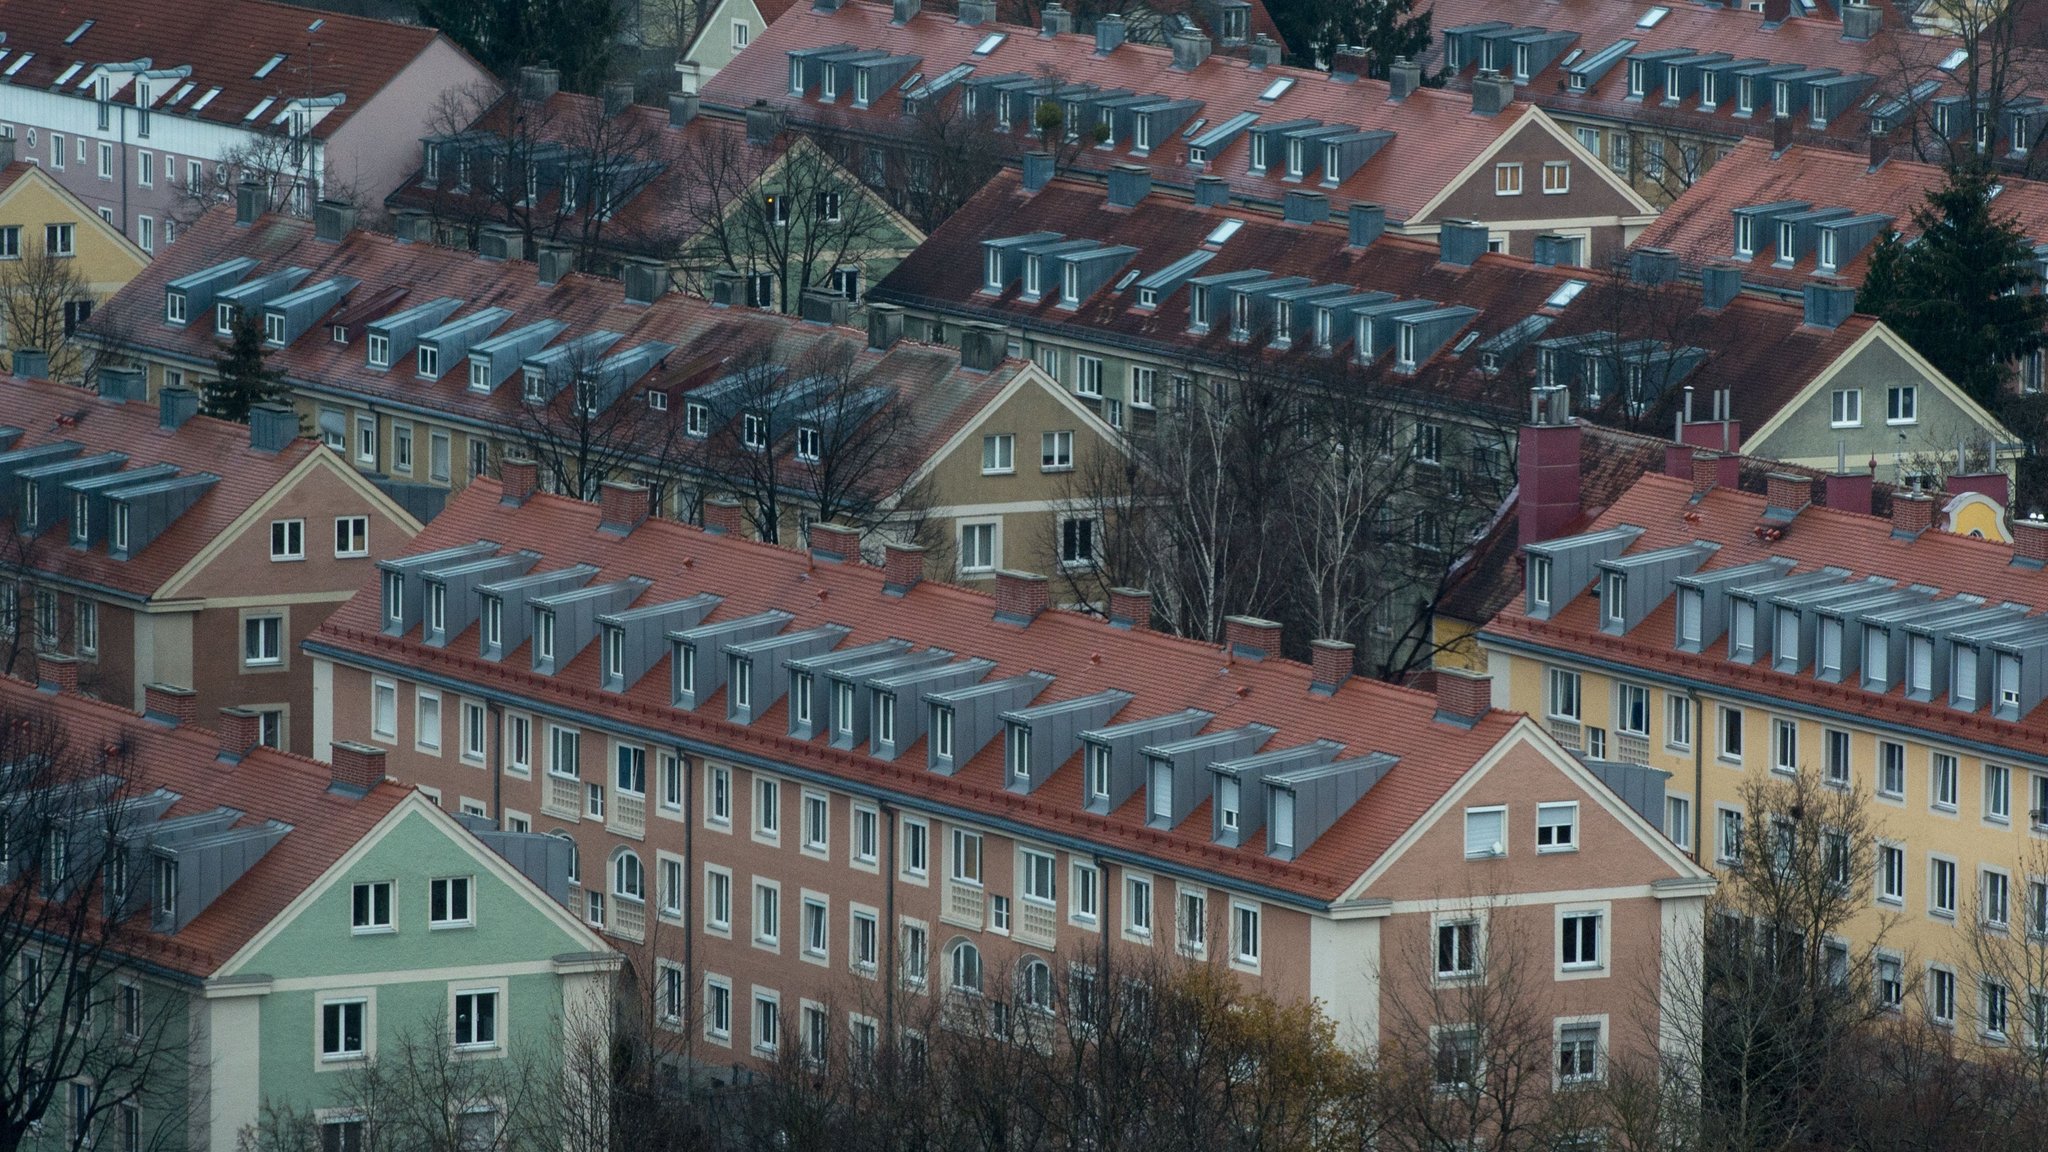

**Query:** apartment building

left=1419, top=0, right=2015, bottom=203
left=87, top=198, right=1118, bottom=585
left=303, top=476, right=1713, bottom=1077
left=701, top=0, right=1657, bottom=255
left=0, top=151, right=147, bottom=380
left=0, top=371, right=422, bottom=754
left=0, top=0, right=495, bottom=244
left=0, top=672, right=616, bottom=1152
left=671, top=0, right=799, bottom=90
left=1479, top=456, right=2048, bottom=1039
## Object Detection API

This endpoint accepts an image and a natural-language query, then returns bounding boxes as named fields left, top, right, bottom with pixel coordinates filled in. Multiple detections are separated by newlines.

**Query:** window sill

left=428, top=922, right=474, bottom=931
left=980, top=468, right=1016, bottom=477
left=1537, top=845, right=1579, bottom=855
left=351, top=926, right=396, bottom=937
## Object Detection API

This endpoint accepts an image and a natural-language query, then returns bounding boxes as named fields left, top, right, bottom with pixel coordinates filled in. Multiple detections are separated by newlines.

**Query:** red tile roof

left=0, top=674, right=408, bottom=977
left=1634, top=137, right=2048, bottom=291
left=310, top=480, right=1526, bottom=904
left=89, top=206, right=1018, bottom=491
left=872, top=170, right=1875, bottom=431
left=701, top=0, right=1534, bottom=220
left=0, top=374, right=317, bottom=600
left=0, top=0, right=465, bottom=140
left=1483, top=470, right=2048, bottom=760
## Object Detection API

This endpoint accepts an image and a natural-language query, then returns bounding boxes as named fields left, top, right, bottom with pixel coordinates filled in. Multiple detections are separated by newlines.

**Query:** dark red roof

left=0, top=374, right=317, bottom=599
left=311, top=480, right=1525, bottom=904
left=0, top=0, right=464, bottom=140
left=701, top=0, right=1535, bottom=220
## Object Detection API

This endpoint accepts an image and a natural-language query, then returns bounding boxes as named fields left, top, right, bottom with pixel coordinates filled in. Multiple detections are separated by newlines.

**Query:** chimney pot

left=248, top=403, right=298, bottom=453
left=1629, top=247, right=1680, bottom=286
left=1223, top=615, right=1282, bottom=661
left=313, top=199, right=358, bottom=242
left=1892, top=491, right=1935, bottom=538
left=1194, top=175, right=1231, bottom=208
left=703, top=496, right=745, bottom=536
left=1518, top=392, right=1583, bottom=547
left=1108, top=587, right=1152, bottom=630
left=499, top=456, right=539, bottom=506
left=97, top=365, right=145, bottom=404
left=1021, top=151, right=1055, bottom=193
left=1438, top=220, right=1489, bottom=267
left=329, top=740, right=388, bottom=793
left=956, top=0, right=992, bottom=24
left=959, top=323, right=1005, bottom=372
left=622, top=258, right=668, bottom=306
left=597, top=481, right=650, bottom=535
left=1702, top=264, right=1742, bottom=310
left=1824, top=468, right=1873, bottom=515
left=36, top=653, right=80, bottom=696
left=1691, top=451, right=1740, bottom=495
left=1471, top=70, right=1516, bottom=116
left=143, top=683, right=197, bottom=728
left=994, top=570, right=1050, bottom=622
left=1843, top=2, right=1883, bottom=38
left=868, top=303, right=906, bottom=350
left=1095, top=13, right=1126, bottom=53
left=1347, top=203, right=1386, bottom=248
left=1664, top=443, right=1695, bottom=479
left=1434, top=668, right=1492, bottom=726
left=1169, top=27, right=1212, bottom=70
left=1772, top=113, right=1794, bottom=154
left=159, top=385, right=200, bottom=429
left=1868, top=124, right=1891, bottom=169
left=1309, top=639, right=1354, bottom=693
left=883, top=540, right=926, bottom=593
left=808, top=522, right=864, bottom=564
left=519, top=66, right=561, bottom=102
left=1040, top=1, right=1072, bottom=36
left=603, top=82, right=636, bottom=117
left=1283, top=189, right=1329, bottom=225
left=669, top=91, right=701, bottom=128
left=745, top=101, right=788, bottom=146
left=536, top=243, right=575, bottom=286
left=1106, top=164, right=1151, bottom=208
left=799, top=288, right=853, bottom=327
left=218, top=707, right=262, bottom=763
left=892, top=0, right=920, bottom=22
left=1802, top=283, right=1857, bottom=329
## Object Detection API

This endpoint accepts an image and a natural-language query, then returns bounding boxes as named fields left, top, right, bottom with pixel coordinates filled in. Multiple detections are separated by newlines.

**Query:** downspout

left=489, top=700, right=504, bottom=829
left=681, top=748, right=696, bottom=1034
left=1688, top=687, right=1703, bottom=863
left=882, top=799, right=898, bottom=1038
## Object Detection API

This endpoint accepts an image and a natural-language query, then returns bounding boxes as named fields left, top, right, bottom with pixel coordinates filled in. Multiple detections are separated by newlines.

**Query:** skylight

left=254, top=53, right=286, bottom=79
left=1939, top=48, right=1968, bottom=71
left=1114, top=269, right=1141, bottom=291
left=1204, top=218, right=1245, bottom=246
left=973, top=32, right=1007, bottom=55
left=245, top=95, right=276, bottom=122
left=1182, top=117, right=1206, bottom=137
left=191, top=86, right=221, bottom=111
left=307, top=18, right=325, bottom=31
left=1259, top=77, right=1294, bottom=101
left=1545, top=279, right=1589, bottom=308
left=64, top=20, right=94, bottom=44
left=1453, top=331, right=1480, bottom=354
left=1560, top=48, right=1583, bottom=67
left=4, top=53, right=33, bottom=78
left=898, top=71, right=923, bottom=91
left=55, top=62, right=82, bottom=86
left=1637, top=6, right=1670, bottom=28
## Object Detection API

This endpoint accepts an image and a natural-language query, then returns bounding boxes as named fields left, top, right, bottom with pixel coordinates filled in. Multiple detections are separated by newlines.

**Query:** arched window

left=1018, top=957, right=1053, bottom=1013
left=612, top=850, right=644, bottom=902
left=949, top=940, right=982, bottom=994
left=552, top=830, right=579, bottom=885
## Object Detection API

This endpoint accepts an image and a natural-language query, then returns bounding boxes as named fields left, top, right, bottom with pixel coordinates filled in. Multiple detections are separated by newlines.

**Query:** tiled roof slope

left=310, top=480, right=1526, bottom=904
left=88, top=207, right=1015, bottom=491
left=0, top=0, right=458, bottom=140
left=1634, top=138, right=2048, bottom=291
left=1419, top=0, right=2010, bottom=150
left=0, top=374, right=316, bottom=599
left=701, top=0, right=1531, bottom=219
left=871, top=169, right=1874, bottom=430
left=0, top=674, right=407, bottom=977
left=1484, top=471, right=2048, bottom=761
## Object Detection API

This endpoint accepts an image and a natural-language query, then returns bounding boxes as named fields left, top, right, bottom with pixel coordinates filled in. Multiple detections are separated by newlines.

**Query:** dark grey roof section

left=1597, top=542, right=1717, bottom=636
left=821, top=648, right=952, bottom=750
left=670, top=609, right=793, bottom=710
left=1212, top=739, right=1342, bottom=848
left=868, top=659, right=995, bottom=761
left=1565, top=38, right=1637, bottom=88
left=150, top=819, right=291, bottom=935
left=473, top=562, right=597, bottom=659
left=421, top=549, right=541, bottom=649
left=1856, top=594, right=1987, bottom=694
left=1525, top=525, right=1648, bottom=621
left=1078, top=708, right=1212, bottom=815
left=66, top=463, right=178, bottom=548
left=1583, top=760, right=1670, bottom=832
left=531, top=577, right=653, bottom=675
left=264, top=276, right=361, bottom=346
left=1002, top=689, right=1132, bottom=795
left=1806, top=585, right=1930, bottom=685
left=786, top=639, right=915, bottom=741
left=726, top=623, right=852, bottom=725
left=418, top=307, right=514, bottom=380
left=102, top=472, right=219, bottom=560
left=215, top=267, right=311, bottom=323
left=1143, top=724, right=1276, bottom=831
left=927, top=672, right=1054, bottom=775
left=468, top=319, right=569, bottom=393
left=1764, top=575, right=1895, bottom=676
left=1722, top=568, right=1852, bottom=665
left=163, top=257, right=259, bottom=327
left=17, top=451, right=127, bottom=533
left=1265, top=753, right=1397, bottom=861
left=1671, top=557, right=1796, bottom=652
left=598, top=594, right=722, bottom=693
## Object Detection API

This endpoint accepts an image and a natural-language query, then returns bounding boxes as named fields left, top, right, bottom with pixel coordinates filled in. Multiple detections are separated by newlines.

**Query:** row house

left=85, top=198, right=1119, bottom=587
left=0, top=370, right=422, bottom=755
left=700, top=0, right=1658, bottom=259
left=1480, top=456, right=2048, bottom=1044
left=0, top=673, right=615, bottom=1152
left=1420, top=0, right=2036, bottom=202
left=871, top=167, right=2017, bottom=522
left=383, top=70, right=925, bottom=312
left=303, top=476, right=1713, bottom=1083
left=0, top=0, right=495, bottom=246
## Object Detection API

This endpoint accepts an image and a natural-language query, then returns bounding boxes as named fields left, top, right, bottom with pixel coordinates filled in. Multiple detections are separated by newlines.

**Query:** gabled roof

left=309, top=480, right=1529, bottom=905
left=0, top=674, right=409, bottom=976
left=871, top=169, right=1876, bottom=431
left=701, top=0, right=1534, bottom=219
left=1634, top=138, right=2048, bottom=291
left=0, top=160, right=149, bottom=264
left=0, top=375, right=316, bottom=600
left=0, top=0, right=471, bottom=140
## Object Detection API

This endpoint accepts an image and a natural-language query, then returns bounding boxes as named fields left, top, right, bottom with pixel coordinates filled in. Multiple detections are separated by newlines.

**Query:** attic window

left=56, top=63, right=83, bottom=87
left=1637, top=6, right=1670, bottom=27
left=4, top=55, right=33, bottom=78
left=1114, top=269, right=1141, bottom=292
left=973, top=32, right=1007, bottom=55
left=1940, top=49, right=1969, bottom=72
left=1545, top=280, right=1588, bottom=308
left=1204, top=218, right=1244, bottom=247
left=1137, top=287, right=1158, bottom=308
left=1259, top=77, right=1294, bottom=101
left=65, top=20, right=94, bottom=44
left=254, top=54, right=287, bottom=80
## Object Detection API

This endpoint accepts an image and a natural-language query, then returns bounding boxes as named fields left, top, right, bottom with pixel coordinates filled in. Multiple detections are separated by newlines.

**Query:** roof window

left=1204, top=218, right=1244, bottom=247
left=65, top=20, right=94, bottom=44
left=1545, top=279, right=1588, bottom=308
left=254, top=54, right=287, bottom=79
left=1636, top=6, right=1670, bottom=27
left=1259, top=77, right=1294, bottom=101
left=1939, top=48, right=1968, bottom=71
left=973, top=32, right=1007, bottom=54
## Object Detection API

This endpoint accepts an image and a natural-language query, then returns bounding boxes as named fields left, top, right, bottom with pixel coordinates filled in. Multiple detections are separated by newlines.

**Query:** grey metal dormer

left=1989, top=620, right=2048, bottom=721
left=1077, top=708, right=1211, bottom=815
left=1319, top=129, right=1392, bottom=187
left=1856, top=596, right=1982, bottom=694
left=522, top=331, right=625, bottom=403
left=102, top=473, right=217, bottom=560
left=17, top=452, right=127, bottom=535
left=671, top=610, right=793, bottom=710
left=1053, top=245, right=1138, bottom=310
left=598, top=595, right=721, bottom=694
left=214, top=268, right=310, bottom=334
left=1125, top=97, right=1201, bottom=155
left=726, top=624, right=851, bottom=725
left=1898, top=601, right=2021, bottom=704
left=1143, top=724, right=1276, bottom=831
left=786, top=640, right=914, bottom=740
left=67, top=464, right=176, bottom=549
left=1671, top=558, right=1794, bottom=652
left=0, top=442, right=84, bottom=509
left=262, top=277, right=359, bottom=347
left=1809, top=586, right=1929, bottom=684
left=1730, top=200, right=1810, bottom=260
left=416, top=307, right=512, bottom=381
left=1265, top=753, right=1397, bottom=861
left=150, top=820, right=291, bottom=934
left=475, top=564, right=597, bottom=660
left=982, top=232, right=1066, bottom=294
left=1274, top=122, right=1347, bottom=180
left=1723, top=568, right=1850, bottom=665
left=104, top=804, right=239, bottom=919
left=1224, top=276, right=1310, bottom=342
left=1766, top=576, right=1893, bottom=676
left=164, top=257, right=258, bottom=328
left=1949, top=616, right=2048, bottom=715
left=1001, top=689, right=1132, bottom=795
left=869, top=659, right=994, bottom=761
left=49, top=788, right=177, bottom=905
left=1524, top=524, right=1646, bottom=621
left=1595, top=543, right=1716, bottom=636
left=1353, top=298, right=1435, bottom=363
left=377, top=541, right=502, bottom=638
left=467, top=320, right=567, bottom=393
left=420, top=550, right=540, bottom=649
left=576, top=341, right=676, bottom=416
left=1268, top=284, right=1354, bottom=348
left=367, top=296, right=463, bottom=371
left=786, top=42, right=857, bottom=95
left=1563, top=38, right=1636, bottom=92
left=818, top=648, right=951, bottom=748
left=1213, top=739, right=1341, bottom=848
left=927, top=673, right=1054, bottom=776
left=1390, top=306, right=1480, bottom=373
left=530, top=577, right=652, bottom=675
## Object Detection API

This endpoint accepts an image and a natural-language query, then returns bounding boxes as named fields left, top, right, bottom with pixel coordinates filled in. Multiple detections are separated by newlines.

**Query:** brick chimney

left=2014, top=516, right=2048, bottom=567
left=1309, top=639, right=1354, bottom=694
left=882, top=541, right=926, bottom=594
left=1891, top=492, right=1935, bottom=538
left=1824, top=466, right=1873, bottom=515
left=1664, top=443, right=1695, bottom=479
left=809, top=522, right=864, bottom=565
left=330, top=741, right=388, bottom=793
left=994, top=570, right=1049, bottom=623
left=1519, top=386, right=1582, bottom=548
left=1947, top=471, right=2010, bottom=508
left=1224, top=615, right=1282, bottom=661
left=1108, top=587, right=1152, bottom=630
left=702, top=496, right=745, bottom=536
left=1765, top=473, right=1813, bottom=515
left=500, top=456, right=538, bottom=506
left=1691, top=451, right=1739, bottom=496
left=218, top=707, right=262, bottom=763
left=36, top=653, right=79, bottom=695
left=1434, top=667, right=1492, bottom=727
left=597, top=481, right=650, bottom=535
left=143, top=683, right=197, bottom=727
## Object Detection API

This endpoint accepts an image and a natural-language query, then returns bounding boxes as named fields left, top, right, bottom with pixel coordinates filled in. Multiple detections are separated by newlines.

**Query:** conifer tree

left=205, top=311, right=289, bottom=423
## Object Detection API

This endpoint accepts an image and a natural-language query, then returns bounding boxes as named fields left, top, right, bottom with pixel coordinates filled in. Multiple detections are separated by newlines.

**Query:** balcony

left=609, top=793, right=646, bottom=839
left=944, top=881, right=985, bottom=930
left=1616, top=732, right=1650, bottom=765
left=544, top=774, right=581, bottom=821
left=611, top=898, right=646, bottom=943
left=1547, top=718, right=1584, bottom=752
left=1016, top=900, right=1057, bottom=949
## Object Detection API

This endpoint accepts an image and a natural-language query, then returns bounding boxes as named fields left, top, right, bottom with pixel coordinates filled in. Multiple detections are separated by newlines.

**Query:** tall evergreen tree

left=1859, top=165, right=2048, bottom=411
left=206, top=312, right=290, bottom=423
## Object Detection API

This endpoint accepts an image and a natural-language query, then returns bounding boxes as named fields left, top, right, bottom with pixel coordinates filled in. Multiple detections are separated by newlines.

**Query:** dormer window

left=1735, top=215, right=1755, bottom=257
left=1776, top=222, right=1797, bottom=265
left=71, top=493, right=89, bottom=543
left=1568, top=72, right=1587, bottom=92
left=110, top=503, right=128, bottom=551
left=1774, top=81, right=1793, bottom=114
left=1731, top=599, right=1757, bottom=662
left=789, top=57, right=804, bottom=94
left=1190, top=285, right=1210, bottom=331
left=1819, top=230, right=1838, bottom=271
left=854, top=69, right=871, bottom=106
left=1273, top=300, right=1293, bottom=346
left=1810, top=89, right=1829, bottom=126
left=821, top=64, right=839, bottom=102
left=1086, top=743, right=1111, bottom=801
left=742, top=412, right=769, bottom=451
left=1737, top=77, right=1755, bottom=115
left=1665, top=64, right=1682, bottom=101
left=418, top=345, right=440, bottom=378
left=535, top=608, right=556, bottom=662
left=603, top=627, right=624, bottom=681
left=428, top=583, right=446, bottom=634
left=1908, top=635, right=1935, bottom=697
left=1627, top=61, right=1648, bottom=98
left=1138, top=287, right=1158, bottom=309
left=263, top=313, right=285, bottom=345
left=1396, top=323, right=1417, bottom=369
left=876, top=693, right=896, bottom=744
left=1313, top=307, right=1333, bottom=349
left=1024, top=256, right=1043, bottom=298
left=1249, top=133, right=1268, bottom=173
left=1134, top=116, right=1153, bottom=153
left=1701, top=71, right=1720, bottom=109
left=1285, top=139, right=1305, bottom=178
left=216, top=303, right=236, bottom=336
left=368, top=333, right=390, bottom=368
left=686, top=402, right=710, bottom=437
left=382, top=571, right=404, bottom=625
left=1514, top=44, right=1531, bottom=81
left=523, top=370, right=546, bottom=403
left=1219, top=776, right=1240, bottom=831
left=1231, top=292, right=1251, bottom=340
left=469, top=358, right=490, bottom=391
left=931, top=705, right=954, bottom=760
left=1061, top=261, right=1080, bottom=305
left=1603, top=571, right=1625, bottom=626
left=1446, top=40, right=1464, bottom=71
left=675, top=644, right=697, bottom=697
left=1998, top=653, right=2022, bottom=713
left=1007, top=723, right=1031, bottom=782
left=1149, top=759, right=1173, bottom=822
left=483, top=596, right=502, bottom=649
left=983, top=248, right=1003, bottom=292
left=1864, top=626, right=1889, bottom=688
left=166, top=291, right=187, bottom=325
left=1480, top=39, right=1498, bottom=72
left=731, top=657, right=753, bottom=710
left=833, top=681, right=855, bottom=736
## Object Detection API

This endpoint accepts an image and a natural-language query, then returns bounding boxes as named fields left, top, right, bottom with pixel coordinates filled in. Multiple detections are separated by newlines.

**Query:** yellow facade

left=0, top=164, right=148, bottom=380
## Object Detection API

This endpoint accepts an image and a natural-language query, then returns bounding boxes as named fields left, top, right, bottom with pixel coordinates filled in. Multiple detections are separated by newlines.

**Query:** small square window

left=351, top=881, right=393, bottom=933
left=1536, top=802, right=1578, bottom=852
left=430, top=877, right=474, bottom=928
left=269, top=519, right=305, bottom=561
